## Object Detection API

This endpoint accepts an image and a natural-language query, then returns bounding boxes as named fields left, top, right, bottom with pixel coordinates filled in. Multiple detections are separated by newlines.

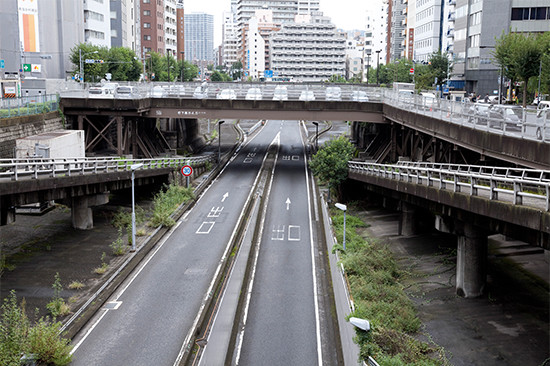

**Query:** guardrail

left=348, top=161, right=550, bottom=212
left=0, top=94, right=59, bottom=119
left=0, top=156, right=213, bottom=181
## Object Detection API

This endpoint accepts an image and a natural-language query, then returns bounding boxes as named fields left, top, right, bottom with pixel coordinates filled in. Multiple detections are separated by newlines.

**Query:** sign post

left=181, top=165, right=193, bottom=188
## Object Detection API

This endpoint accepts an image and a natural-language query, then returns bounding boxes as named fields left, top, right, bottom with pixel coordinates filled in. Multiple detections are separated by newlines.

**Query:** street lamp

left=130, top=163, right=144, bottom=252
left=180, top=52, right=185, bottom=82
left=218, top=120, right=225, bottom=163
left=366, top=53, right=371, bottom=85
left=335, top=203, right=347, bottom=250
left=79, top=50, right=98, bottom=83
left=375, top=50, right=381, bottom=86
left=312, top=121, right=319, bottom=151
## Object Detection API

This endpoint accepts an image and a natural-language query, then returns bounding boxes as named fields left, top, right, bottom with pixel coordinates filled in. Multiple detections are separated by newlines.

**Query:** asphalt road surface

left=70, top=122, right=278, bottom=365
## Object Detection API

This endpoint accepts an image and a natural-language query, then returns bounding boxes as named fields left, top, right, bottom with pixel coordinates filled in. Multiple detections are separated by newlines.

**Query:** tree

left=230, top=61, right=243, bottom=80
left=70, top=43, right=108, bottom=82
left=494, top=31, right=543, bottom=107
left=105, top=47, right=141, bottom=81
left=210, top=70, right=231, bottom=82
left=327, top=75, right=347, bottom=83
left=309, top=136, right=355, bottom=200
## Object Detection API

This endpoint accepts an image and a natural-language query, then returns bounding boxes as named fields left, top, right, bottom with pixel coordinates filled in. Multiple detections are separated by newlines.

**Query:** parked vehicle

left=193, top=86, right=209, bottom=99
left=88, top=87, right=114, bottom=99
left=151, top=85, right=165, bottom=97
left=245, top=88, right=262, bottom=100
left=325, top=86, right=342, bottom=101
left=351, top=90, right=369, bottom=102
left=537, top=101, right=550, bottom=117
left=165, top=85, right=186, bottom=97
left=487, top=105, right=523, bottom=131
left=272, top=85, right=288, bottom=101
left=114, top=86, right=138, bottom=99
left=299, top=90, right=315, bottom=101
left=467, top=103, right=492, bottom=125
left=216, top=89, right=237, bottom=100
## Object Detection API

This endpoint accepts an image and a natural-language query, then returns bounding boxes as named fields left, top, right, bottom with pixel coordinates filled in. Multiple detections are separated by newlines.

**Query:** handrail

left=348, top=161, right=550, bottom=212
left=0, top=156, right=213, bottom=182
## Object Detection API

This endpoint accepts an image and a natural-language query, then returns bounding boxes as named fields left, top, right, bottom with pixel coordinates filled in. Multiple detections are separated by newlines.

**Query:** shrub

left=0, top=290, right=29, bottom=365
left=46, top=273, right=70, bottom=318
left=110, top=229, right=127, bottom=256
left=27, top=318, right=72, bottom=365
left=150, top=184, right=194, bottom=228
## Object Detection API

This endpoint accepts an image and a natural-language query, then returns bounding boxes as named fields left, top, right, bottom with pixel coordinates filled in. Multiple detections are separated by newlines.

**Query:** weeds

left=46, top=273, right=70, bottom=318
left=150, top=184, right=194, bottom=228
left=110, top=229, right=127, bottom=256
left=68, top=281, right=84, bottom=290
left=94, top=252, right=108, bottom=275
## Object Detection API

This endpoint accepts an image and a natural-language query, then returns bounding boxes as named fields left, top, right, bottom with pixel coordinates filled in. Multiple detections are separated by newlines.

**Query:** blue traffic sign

left=0, top=59, right=4, bottom=69
left=264, top=70, right=273, bottom=78
left=181, top=165, right=193, bottom=177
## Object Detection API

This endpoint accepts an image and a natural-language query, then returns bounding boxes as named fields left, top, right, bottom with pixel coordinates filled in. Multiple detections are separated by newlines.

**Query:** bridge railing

left=0, top=94, right=59, bottom=119
left=348, top=161, right=550, bottom=212
left=0, top=156, right=213, bottom=181
left=382, top=90, right=550, bottom=142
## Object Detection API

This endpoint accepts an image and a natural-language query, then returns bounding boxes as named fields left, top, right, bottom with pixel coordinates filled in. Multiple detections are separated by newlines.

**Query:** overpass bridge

left=59, top=82, right=550, bottom=169
left=0, top=156, right=212, bottom=228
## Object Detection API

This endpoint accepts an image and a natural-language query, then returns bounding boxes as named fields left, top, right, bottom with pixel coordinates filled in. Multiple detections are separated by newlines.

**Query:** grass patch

left=68, top=281, right=84, bottom=290
left=331, top=206, right=448, bottom=365
left=150, top=184, right=194, bottom=228
left=94, top=252, right=109, bottom=275
left=46, top=273, right=70, bottom=318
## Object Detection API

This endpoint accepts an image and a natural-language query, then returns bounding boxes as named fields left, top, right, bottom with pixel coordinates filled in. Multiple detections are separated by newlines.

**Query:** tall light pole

left=366, top=53, right=371, bottom=85
left=335, top=203, right=347, bottom=250
left=375, top=50, right=381, bottom=86
left=180, top=52, right=185, bottom=82
left=312, top=121, right=319, bottom=151
left=79, top=50, right=98, bottom=83
left=130, top=163, right=144, bottom=252
left=218, top=120, right=225, bottom=163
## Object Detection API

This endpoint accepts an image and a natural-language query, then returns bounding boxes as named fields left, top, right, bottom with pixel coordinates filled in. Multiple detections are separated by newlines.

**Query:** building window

left=143, top=0, right=150, bottom=3
left=144, top=23, right=151, bottom=28
left=144, top=35, right=151, bottom=41
left=143, top=10, right=151, bottom=16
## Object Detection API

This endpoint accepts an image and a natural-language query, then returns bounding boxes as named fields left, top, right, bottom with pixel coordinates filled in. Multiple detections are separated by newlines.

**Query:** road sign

left=409, top=68, right=414, bottom=75
left=23, top=64, right=31, bottom=72
left=264, top=70, right=273, bottom=78
left=85, top=59, right=104, bottom=64
left=181, top=165, right=193, bottom=177
left=0, top=60, right=4, bottom=69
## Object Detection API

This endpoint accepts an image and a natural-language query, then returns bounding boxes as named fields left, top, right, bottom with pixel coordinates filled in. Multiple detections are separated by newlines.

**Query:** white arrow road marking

left=222, top=192, right=229, bottom=202
left=286, top=197, right=291, bottom=210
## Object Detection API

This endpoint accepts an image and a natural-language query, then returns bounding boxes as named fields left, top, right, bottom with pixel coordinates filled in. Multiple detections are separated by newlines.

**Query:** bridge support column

left=456, top=222, right=487, bottom=298
left=0, top=196, right=15, bottom=225
left=71, top=193, right=109, bottom=230
left=398, top=201, right=416, bottom=236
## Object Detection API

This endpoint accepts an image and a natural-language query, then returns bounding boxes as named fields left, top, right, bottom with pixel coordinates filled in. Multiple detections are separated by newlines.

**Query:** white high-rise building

left=84, top=0, right=110, bottom=47
left=222, top=11, right=239, bottom=69
left=365, top=0, right=388, bottom=66
left=414, top=0, right=443, bottom=62
left=271, top=13, right=346, bottom=82
left=247, top=15, right=266, bottom=78
left=165, top=0, right=177, bottom=56
left=184, top=12, right=214, bottom=63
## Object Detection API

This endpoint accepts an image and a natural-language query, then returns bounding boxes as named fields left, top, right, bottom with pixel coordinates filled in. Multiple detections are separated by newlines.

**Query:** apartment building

left=270, top=13, right=346, bottom=82
left=141, top=0, right=165, bottom=54
left=84, top=0, right=111, bottom=47
left=184, top=13, right=214, bottom=63
left=164, top=0, right=177, bottom=56
left=110, top=0, right=141, bottom=53
left=365, top=0, right=388, bottom=65
left=222, top=11, right=239, bottom=69
left=387, top=0, right=407, bottom=63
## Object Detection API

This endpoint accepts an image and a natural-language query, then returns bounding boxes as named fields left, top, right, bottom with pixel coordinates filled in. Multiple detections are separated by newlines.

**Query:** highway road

left=70, top=122, right=280, bottom=365
left=234, top=120, right=335, bottom=365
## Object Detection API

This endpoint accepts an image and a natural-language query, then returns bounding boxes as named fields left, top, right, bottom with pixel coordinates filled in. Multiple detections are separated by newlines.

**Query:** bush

left=0, top=291, right=29, bottom=365
left=27, top=318, right=72, bottom=365
left=46, top=273, right=70, bottom=318
left=110, top=229, right=127, bottom=256
left=150, top=184, right=194, bottom=228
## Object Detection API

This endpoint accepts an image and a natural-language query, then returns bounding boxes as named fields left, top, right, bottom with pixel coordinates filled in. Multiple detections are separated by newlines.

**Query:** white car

left=246, top=88, right=262, bottom=100
left=216, top=89, right=237, bottom=100
left=151, top=85, right=164, bottom=97
left=88, top=87, right=114, bottom=99
left=299, top=90, right=315, bottom=101
left=325, top=87, right=342, bottom=101
left=351, top=90, right=369, bottom=102
left=114, top=86, right=138, bottom=99
left=272, top=86, right=288, bottom=101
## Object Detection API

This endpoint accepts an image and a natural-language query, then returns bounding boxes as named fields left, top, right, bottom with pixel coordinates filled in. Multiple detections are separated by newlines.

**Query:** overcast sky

left=183, top=0, right=368, bottom=45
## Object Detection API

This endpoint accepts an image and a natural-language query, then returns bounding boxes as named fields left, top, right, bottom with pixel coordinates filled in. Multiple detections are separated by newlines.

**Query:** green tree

left=105, top=47, right=141, bottom=81
left=210, top=70, right=232, bottom=82
left=494, top=31, right=543, bottom=107
left=309, top=136, right=355, bottom=200
left=230, top=61, right=243, bottom=80
left=327, top=75, right=347, bottom=83
left=70, top=43, right=108, bottom=82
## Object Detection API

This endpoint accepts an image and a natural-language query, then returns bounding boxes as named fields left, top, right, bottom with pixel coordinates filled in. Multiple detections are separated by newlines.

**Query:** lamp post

left=79, top=50, right=98, bottom=83
left=375, top=50, right=381, bottom=86
left=180, top=52, right=185, bottom=82
left=218, top=120, right=225, bottom=163
left=335, top=203, right=347, bottom=250
left=312, top=121, right=319, bottom=151
left=130, top=163, right=144, bottom=252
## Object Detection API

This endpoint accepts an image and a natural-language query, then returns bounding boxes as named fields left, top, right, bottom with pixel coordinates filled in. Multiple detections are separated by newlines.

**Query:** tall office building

left=165, top=0, right=177, bottom=56
left=365, top=0, right=388, bottom=66
left=452, top=0, right=550, bottom=95
left=84, top=0, right=111, bottom=47
left=0, top=0, right=84, bottom=80
left=222, top=11, right=239, bottom=69
left=110, top=0, right=141, bottom=52
left=184, top=13, right=214, bottom=63
left=387, top=0, right=406, bottom=63
left=141, top=0, right=165, bottom=54
left=270, top=13, right=346, bottom=82
left=413, top=0, right=444, bottom=62
left=176, top=0, right=185, bottom=60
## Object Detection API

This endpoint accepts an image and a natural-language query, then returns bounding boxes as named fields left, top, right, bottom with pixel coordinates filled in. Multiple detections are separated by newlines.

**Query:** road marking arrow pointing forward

left=286, top=197, right=291, bottom=210
left=222, top=192, right=229, bottom=202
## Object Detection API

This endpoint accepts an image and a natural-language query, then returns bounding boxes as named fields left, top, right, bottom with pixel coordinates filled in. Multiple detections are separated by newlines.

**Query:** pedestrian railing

left=0, top=94, right=59, bottom=119
left=348, top=161, right=550, bottom=212
left=0, top=156, right=213, bottom=182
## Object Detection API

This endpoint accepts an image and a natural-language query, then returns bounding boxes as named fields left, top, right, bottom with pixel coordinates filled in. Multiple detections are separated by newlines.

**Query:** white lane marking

left=271, top=225, right=285, bottom=241
left=286, top=197, right=291, bottom=210
left=196, top=221, right=215, bottom=234
left=235, top=128, right=281, bottom=365
left=178, top=127, right=281, bottom=366
left=207, top=207, right=224, bottom=218
left=221, top=192, right=229, bottom=202
left=302, top=125, right=323, bottom=366
left=70, top=309, right=109, bottom=355
left=288, top=225, right=301, bottom=241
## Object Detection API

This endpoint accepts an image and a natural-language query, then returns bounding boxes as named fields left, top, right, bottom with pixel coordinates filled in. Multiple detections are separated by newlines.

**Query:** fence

left=0, top=94, right=59, bottom=119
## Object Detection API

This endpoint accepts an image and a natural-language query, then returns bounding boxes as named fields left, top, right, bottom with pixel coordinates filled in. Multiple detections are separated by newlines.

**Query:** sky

left=183, top=0, right=369, bottom=45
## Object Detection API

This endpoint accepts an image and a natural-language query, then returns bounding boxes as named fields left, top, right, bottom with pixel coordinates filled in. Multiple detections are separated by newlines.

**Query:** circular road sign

left=409, top=68, right=415, bottom=74
left=181, top=165, right=193, bottom=177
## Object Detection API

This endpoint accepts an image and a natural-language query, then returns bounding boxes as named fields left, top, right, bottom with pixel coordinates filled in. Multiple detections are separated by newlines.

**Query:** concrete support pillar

left=456, top=222, right=487, bottom=298
left=185, top=119, right=205, bottom=152
left=0, top=196, right=15, bottom=225
left=398, top=201, right=416, bottom=236
left=71, top=194, right=109, bottom=230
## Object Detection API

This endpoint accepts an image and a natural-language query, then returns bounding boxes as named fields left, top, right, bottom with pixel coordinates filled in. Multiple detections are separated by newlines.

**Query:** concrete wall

left=0, top=112, right=65, bottom=158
